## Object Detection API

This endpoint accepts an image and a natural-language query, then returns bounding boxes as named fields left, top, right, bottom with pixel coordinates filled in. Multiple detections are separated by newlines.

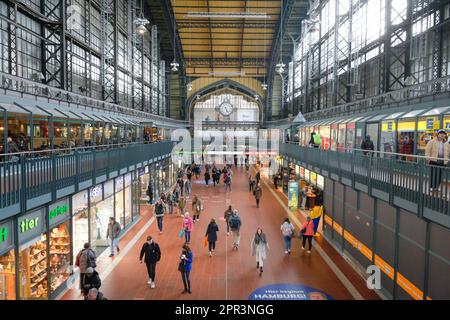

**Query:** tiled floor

left=61, top=166, right=380, bottom=300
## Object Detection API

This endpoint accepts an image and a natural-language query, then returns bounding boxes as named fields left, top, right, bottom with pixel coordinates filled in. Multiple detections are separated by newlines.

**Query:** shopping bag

left=203, top=236, right=208, bottom=248
left=179, top=228, right=185, bottom=238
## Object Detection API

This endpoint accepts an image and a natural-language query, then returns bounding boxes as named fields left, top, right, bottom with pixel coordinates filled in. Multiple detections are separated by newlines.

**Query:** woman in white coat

left=251, top=228, right=269, bottom=276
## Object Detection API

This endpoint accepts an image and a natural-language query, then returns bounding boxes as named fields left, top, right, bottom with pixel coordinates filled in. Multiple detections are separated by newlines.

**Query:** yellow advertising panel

left=397, top=120, right=416, bottom=132
left=382, top=121, right=396, bottom=132
left=310, top=171, right=317, bottom=185
left=443, top=116, right=450, bottom=131
left=417, top=116, right=439, bottom=131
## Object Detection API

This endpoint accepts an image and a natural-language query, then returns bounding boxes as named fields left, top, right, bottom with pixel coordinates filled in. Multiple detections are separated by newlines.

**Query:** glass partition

left=397, top=118, right=416, bottom=161
left=337, top=124, right=346, bottom=152
left=83, top=122, right=94, bottom=146
left=32, top=116, right=49, bottom=152
left=345, top=122, right=356, bottom=152
left=366, top=123, right=379, bottom=153
left=319, top=125, right=330, bottom=150
left=68, top=119, right=82, bottom=147
left=417, top=116, right=439, bottom=156
left=7, top=112, right=32, bottom=152
left=53, top=118, right=68, bottom=149
left=381, top=120, right=396, bottom=156
left=330, top=123, right=338, bottom=151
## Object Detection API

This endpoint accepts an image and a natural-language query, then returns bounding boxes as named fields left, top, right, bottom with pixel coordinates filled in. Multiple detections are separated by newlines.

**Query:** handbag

left=203, top=236, right=208, bottom=248
left=179, top=228, right=185, bottom=238
left=300, top=222, right=310, bottom=236
left=178, top=261, right=185, bottom=272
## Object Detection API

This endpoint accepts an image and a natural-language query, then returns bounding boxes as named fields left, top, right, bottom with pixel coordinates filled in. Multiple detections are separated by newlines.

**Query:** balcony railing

left=0, top=141, right=174, bottom=216
left=280, top=143, right=450, bottom=229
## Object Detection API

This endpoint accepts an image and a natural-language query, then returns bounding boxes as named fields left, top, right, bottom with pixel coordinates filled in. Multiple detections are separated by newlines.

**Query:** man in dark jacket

left=255, top=171, right=261, bottom=184
left=361, top=135, right=375, bottom=155
left=82, top=267, right=101, bottom=296
left=154, top=200, right=165, bottom=234
left=140, top=236, right=161, bottom=288
left=86, top=288, right=108, bottom=300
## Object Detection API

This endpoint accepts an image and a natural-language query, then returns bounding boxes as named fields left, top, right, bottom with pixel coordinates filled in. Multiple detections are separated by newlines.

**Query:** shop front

left=72, top=190, right=89, bottom=269
left=0, top=219, right=15, bottom=300
left=89, top=184, right=112, bottom=252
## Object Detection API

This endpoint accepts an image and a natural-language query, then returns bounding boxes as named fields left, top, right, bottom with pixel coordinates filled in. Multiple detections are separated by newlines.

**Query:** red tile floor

left=61, top=166, right=380, bottom=300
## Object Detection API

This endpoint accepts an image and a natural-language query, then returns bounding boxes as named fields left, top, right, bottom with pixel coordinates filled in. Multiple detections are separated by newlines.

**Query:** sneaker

left=308, top=250, right=311, bottom=254
left=188, top=289, right=192, bottom=294
left=151, top=282, right=156, bottom=289
left=159, top=231, right=163, bottom=235
left=181, top=289, right=188, bottom=294
left=117, top=247, right=120, bottom=253
left=209, top=251, right=212, bottom=257
left=285, top=250, right=288, bottom=254
left=147, top=280, right=151, bottom=284
left=109, top=254, right=114, bottom=257
left=301, top=247, right=305, bottom=251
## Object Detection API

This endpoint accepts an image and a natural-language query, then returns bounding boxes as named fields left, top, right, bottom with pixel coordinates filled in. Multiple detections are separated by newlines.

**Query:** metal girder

left=101, top=0, right=117, bottom=102
left=7, top=2, right=17, bottom=76
left=151, top=25, right=159, bottom=114
left=40, top=0, right=67, bottom=89
left=187, top=58, right=268, bottom=66
left=177, top=22, right=276, bottom=29
left=131, top=0, right=144, bottom=111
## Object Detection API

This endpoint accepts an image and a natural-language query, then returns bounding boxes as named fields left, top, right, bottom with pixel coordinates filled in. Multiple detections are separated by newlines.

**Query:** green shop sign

left=49, top=204, right=68, bottom=220
left=0, top=221, right=13, bottom=254
left=18, top=209, right=45, bottom=244
left=48, top=198, right=70, bottom=227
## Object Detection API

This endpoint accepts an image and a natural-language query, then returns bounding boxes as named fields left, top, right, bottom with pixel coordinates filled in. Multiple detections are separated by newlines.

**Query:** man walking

left=253, top=183, right=262, bottom=208
left=139, top=236, right=161, bottom=289
left=75, top=243, right=96, bottom=295
left=154, top=199, right=165, bottom=234
left=106, top=217, right=121, bottom=257
left=192, top=195, right=203, bottom=223
left=255, top=170, right=261, bottom=185
left=425, top=129, right=450, bottom=193
left=229, top=210, right=242, bottom=250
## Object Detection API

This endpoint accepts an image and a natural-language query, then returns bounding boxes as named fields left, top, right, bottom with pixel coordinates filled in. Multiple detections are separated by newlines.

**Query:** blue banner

left=248, top=283, right=333, bottom=300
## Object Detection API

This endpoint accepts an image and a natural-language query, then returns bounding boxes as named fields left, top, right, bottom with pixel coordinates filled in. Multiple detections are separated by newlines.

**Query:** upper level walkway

left=280, top=143, right=450, bottom=229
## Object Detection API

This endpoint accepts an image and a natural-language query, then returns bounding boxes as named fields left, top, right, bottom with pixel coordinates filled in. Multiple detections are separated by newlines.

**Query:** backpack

left=229, top=216, right=240, bottom=230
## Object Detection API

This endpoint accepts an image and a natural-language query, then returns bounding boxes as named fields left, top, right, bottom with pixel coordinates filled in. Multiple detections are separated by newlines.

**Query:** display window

left=90, top=197, right=114, bottom=249
left=397, top=120, right=415, bottom=160
left=417, top=116, right=439, bottom=156
left=345, top=123, right=356, bottom=152
left=305, top=127, right=311, bottom=146
left=366, top=123, right=379, bottom=152
left=338, top=124, right=346, bottom=152
left=54, top=119, right=68, bottom=148
left=305, top=169, right=311, bottom=183
left=381, top=121, right=396, bottom=156
left=320, top=125, right=330, bottom=150
left=0, top=219, right=15, bottom=300
left=49, top=221, right=70, bottom=293
left=444, top=115, right=450, bottom=132
left=72, top=191, right=88, bottom=267
left=124, top=187, right=132, bottom=226
left=116, top=176, right=125, bottom=229
left=139, top=167, right=150, bottom=201
left=299, top=167, right=305, bottom=179
left=311, top=171, right=317, bottom=186
left=330, top=123, right=338, bottom=151
left=317, top=175, right=325, bottom=190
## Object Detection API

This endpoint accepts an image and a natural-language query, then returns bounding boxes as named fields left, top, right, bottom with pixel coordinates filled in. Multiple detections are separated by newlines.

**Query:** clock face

left=219, top=102, right=233, bottom=116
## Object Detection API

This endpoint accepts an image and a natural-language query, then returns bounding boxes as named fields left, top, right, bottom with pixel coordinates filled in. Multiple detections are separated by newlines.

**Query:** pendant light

left=276, top=0, right=286, bottom=75
left=170, top=9, right=179, bottom=72
left=134, top=0, right=149, bottom=35
left=262, top=8, right=268, bottom=90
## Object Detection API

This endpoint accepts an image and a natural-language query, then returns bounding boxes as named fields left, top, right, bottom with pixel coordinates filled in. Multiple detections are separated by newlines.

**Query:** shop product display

left=49, top=224, right=70, bottom=292
left=19, top=235, right=48, bottom=299
left=73, top=212, right=89, bottom=265
left=0, top=250, right=15, bottom=300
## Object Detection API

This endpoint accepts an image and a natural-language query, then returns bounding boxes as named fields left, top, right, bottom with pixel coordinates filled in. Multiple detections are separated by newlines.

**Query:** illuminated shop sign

left=18, top=209, right=45, bottom=243
left=0, top=220, right=13, bottom=253
left=49, top=198, right=70, bottom=227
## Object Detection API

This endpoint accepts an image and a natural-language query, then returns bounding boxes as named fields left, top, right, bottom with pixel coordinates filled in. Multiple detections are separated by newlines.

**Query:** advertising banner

left=288, top=181, right=299, bottom=209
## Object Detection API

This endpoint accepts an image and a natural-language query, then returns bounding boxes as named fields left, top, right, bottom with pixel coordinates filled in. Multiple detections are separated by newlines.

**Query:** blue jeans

left=185, top=230, right=191, bottom=244
left=157, top=216, right=163, bottom=232
left=109, top=238, right=119, bottom=255
left=283, top=236, right=292, bottom=251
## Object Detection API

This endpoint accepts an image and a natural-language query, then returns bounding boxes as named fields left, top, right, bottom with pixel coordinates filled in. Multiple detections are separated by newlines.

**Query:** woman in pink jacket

left=182, top=212, right=194, bottom=245
left=300, top=216, right=315, bottom=254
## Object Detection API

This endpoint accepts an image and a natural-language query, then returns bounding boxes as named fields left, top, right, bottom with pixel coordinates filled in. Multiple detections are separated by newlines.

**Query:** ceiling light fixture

left=134, top=0, right=149, bottom=35
left=209, top=71, right=246, bottom=77
left=171, top=8, right=179, bottom=73
left=185, top=12, right=270, bottom=19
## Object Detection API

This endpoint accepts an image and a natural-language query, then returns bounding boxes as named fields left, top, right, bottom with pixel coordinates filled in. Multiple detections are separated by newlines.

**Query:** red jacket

left=301, top=221, right=315, bottom=236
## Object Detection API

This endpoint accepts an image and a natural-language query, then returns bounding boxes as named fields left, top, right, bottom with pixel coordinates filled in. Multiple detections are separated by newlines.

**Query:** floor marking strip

left=258, top=170, right=365, bottom=300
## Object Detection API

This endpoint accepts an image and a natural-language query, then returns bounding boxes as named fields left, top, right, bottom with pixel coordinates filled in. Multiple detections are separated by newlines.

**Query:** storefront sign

left=0, top=220, right=13, bottom=254
left=90, top=184, right=103, bottom=203
left=18, top=209, right=45, bottom=243
left=49, top=198, right=70, bottom=227
left=138, top=167, right=146, bottom=176
left=288, top=181, right=299, bottom=208
left=248, top=284, right=333, bottom=300
left=382, top=121, right=396, bottom=132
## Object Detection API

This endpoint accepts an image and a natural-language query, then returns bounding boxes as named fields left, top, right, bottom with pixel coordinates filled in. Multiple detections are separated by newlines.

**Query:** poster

left=288, top=181, right=299, bottom=208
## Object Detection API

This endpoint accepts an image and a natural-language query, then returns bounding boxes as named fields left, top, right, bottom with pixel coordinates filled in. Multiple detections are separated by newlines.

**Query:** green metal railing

left=0, top=141, right=174, bottom=213
left=280, top=143, right=450, bottom=228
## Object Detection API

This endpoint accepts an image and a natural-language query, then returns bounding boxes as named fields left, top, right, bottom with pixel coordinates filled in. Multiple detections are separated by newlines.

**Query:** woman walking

left=223, top=205, right=233, bottom=236
left=253, top=183, right=262, bottom=208
left=281, top=218, right=295, bottom=254
left=300, top=216, right=315, bottom=254
left=178, top=196, right=186, bottom=216
left=205, top=219, right=219, bottom=257
left=204, top=170, right=211, bottom=187
left=251, top=228, right=269, bottom=276
left=178, top=245, right=193, bottom=294
left=182, top=212, right=193, bottom=245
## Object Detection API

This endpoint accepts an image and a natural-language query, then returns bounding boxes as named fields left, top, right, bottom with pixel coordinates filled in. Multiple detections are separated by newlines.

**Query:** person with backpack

left=204, top=170, right=211, bottom=187
left=205, top=219, right=219, bottom=257
left=224, top=174, right=232, bottom=192
left=184, top=178, right=191, bottom=199
left=255, top=171, right=261, bottom=184
left=179, top=245, right=193, bottom=294
left=251, top=228, right=269, bottom=276
left=82, top=267, right=101, bottom=297
left=253, top=183, right=262, bottom=208
left=300, top=216, right=315, bottom=255
left=182, top=212, right=194, bottom=245
left=178, top=196, right=186, bottom=216
left=281, top=218, right=295, bottom=254
left=154, top=199, right=165, bottom=234
left=167, top=192, right=174, bottom=215
left=106, top=217, right=121, bottom=257
left=223, top=205, right=233, bottom=236
left=192, top=195, right=203, bottom=223
left=229, top=210, right=242, bottom=250
left=139, top=235, right=161, bottom=288
left=146, top=184, right=154, bottom=205
left=75, top=243, right=97, bottom=295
